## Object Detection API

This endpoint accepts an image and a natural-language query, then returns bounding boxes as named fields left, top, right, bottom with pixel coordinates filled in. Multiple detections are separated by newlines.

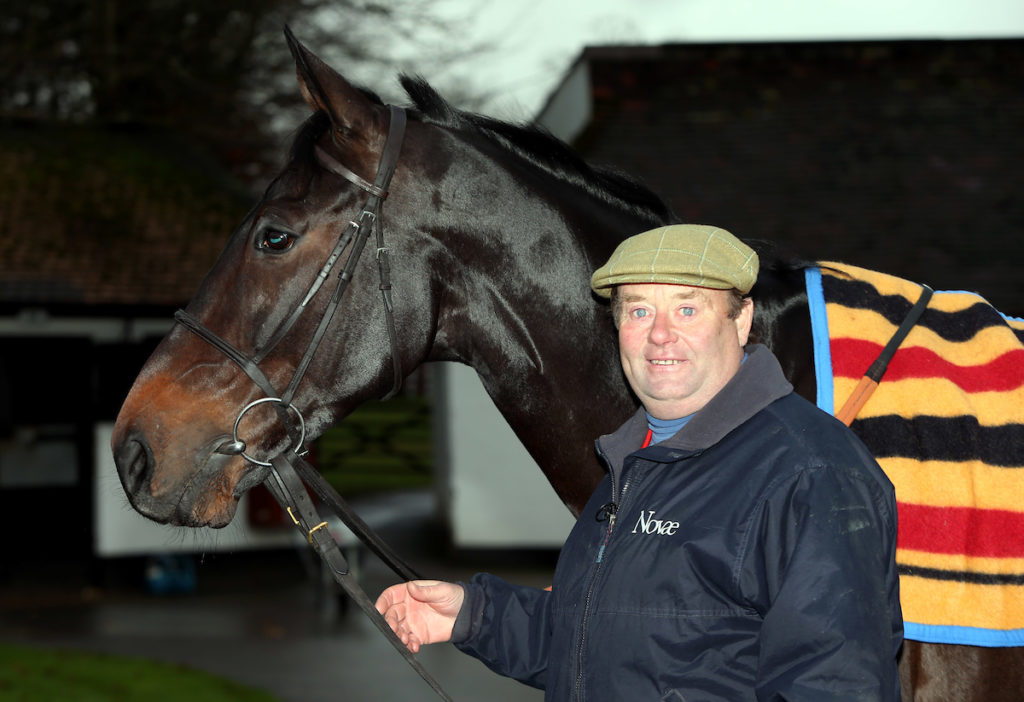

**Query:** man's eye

left=681, top=307, right=695, bottom=317
left=632, top=308, right=649, bottom=319
left=259, top=230, right=295, bottom=251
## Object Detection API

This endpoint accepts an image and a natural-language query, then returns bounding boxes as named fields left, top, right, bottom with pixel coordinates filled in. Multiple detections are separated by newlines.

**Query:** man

left=376, top=224, right=904, bottom=700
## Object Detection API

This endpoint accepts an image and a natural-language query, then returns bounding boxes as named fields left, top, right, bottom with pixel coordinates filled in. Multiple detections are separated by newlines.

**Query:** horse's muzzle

left=111, top=430, right=243, bottom=527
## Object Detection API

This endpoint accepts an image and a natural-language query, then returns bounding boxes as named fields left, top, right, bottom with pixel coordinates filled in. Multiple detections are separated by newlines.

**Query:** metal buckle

left=307, top=521, right=330, bottom=544
left=232, top=397, right=307, bottom=467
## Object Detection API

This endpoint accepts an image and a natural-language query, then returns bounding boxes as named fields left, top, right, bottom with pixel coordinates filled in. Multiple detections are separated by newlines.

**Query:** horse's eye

left=259, top=230, right=295, bottom=252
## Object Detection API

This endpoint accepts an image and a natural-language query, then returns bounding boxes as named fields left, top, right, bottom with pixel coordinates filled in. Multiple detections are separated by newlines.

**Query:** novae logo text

left=632, top=509, right=680, bottom=536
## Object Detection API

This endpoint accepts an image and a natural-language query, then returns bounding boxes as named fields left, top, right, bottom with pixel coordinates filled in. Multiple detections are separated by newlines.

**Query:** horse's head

left=111, top=30, right=450, bottom=526
left=113, top=28, right=671, bottom=527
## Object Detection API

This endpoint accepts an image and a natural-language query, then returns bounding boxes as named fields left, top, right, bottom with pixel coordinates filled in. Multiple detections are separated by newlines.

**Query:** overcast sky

left=425, top=0, right=1024, bottom=119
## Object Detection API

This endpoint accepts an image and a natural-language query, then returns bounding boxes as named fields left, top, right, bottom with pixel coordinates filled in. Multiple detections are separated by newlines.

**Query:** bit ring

left=232, top=397, right=306, bottom=467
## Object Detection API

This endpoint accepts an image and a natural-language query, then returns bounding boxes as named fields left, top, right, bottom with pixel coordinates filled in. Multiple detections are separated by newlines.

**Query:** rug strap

left=835, top=283, right=933, bottom=425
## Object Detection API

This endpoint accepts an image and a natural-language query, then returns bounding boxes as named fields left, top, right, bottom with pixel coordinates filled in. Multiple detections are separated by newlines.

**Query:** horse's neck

left=432, top=191, right=652, bottom=514
left=749, top=261, right=816, bottom=402
left=468, top=292, right=634, bottom=432
left=465, top=250, right=638, bottom=513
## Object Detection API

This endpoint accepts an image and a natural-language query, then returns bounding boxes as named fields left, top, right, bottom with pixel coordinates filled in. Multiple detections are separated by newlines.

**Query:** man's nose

left=648, top=311, right=676, bottom=344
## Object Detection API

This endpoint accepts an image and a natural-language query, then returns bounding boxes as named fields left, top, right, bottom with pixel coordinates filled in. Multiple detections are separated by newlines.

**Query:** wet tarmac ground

left=0, top=491, right=554, bottom=701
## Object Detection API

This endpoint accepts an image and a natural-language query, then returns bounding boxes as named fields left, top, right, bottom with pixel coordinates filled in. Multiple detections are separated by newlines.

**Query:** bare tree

left=0, top=0, right=489, bottom=180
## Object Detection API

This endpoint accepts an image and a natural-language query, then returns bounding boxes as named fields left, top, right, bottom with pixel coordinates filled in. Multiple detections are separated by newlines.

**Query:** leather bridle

left=172, top=105, right=454, bottom=701
left=175, top=105, right=407, bottom=455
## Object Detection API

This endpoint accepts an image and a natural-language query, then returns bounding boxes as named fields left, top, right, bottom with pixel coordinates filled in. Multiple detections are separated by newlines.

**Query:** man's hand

left=375, top=580, right=466, bottom=653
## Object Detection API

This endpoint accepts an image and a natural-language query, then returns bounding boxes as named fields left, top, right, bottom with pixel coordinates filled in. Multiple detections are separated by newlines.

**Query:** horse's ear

left=283, top=25, right=379, bottom=140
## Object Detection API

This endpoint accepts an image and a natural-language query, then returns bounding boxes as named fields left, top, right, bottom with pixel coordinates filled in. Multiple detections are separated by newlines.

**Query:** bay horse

left=111, top=30, right=1022, bottom=700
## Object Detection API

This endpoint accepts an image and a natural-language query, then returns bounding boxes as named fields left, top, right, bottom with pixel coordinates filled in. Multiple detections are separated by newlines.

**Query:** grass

left=0, top=643, right=280, bottom=702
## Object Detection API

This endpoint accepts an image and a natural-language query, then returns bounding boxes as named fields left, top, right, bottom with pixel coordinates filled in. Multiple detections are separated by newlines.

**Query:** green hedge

left=314, top=397, right=434, bottom=496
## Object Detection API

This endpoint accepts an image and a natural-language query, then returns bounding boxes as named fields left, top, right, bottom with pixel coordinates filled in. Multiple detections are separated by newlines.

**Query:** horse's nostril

left=115, top=437, right=154, bottom=496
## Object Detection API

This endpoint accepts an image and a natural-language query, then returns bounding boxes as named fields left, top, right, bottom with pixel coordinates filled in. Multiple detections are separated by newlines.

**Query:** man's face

left=616, top=283, right=753, bottom=419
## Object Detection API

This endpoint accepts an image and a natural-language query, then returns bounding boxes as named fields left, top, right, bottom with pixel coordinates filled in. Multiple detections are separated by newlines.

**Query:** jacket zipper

left=573, top=459, right=638, bottom=701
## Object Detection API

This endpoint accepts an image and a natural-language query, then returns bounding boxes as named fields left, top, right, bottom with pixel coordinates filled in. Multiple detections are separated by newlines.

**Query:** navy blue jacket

left=454, top=345, right=903, bottom=701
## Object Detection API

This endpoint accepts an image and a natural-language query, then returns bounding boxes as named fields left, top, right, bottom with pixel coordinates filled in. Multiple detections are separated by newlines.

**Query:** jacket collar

left=596, top=344, right=793, bottom=473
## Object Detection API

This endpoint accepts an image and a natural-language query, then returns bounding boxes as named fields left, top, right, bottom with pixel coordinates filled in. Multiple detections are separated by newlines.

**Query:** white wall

left=434, top=364, right=575, bottom=548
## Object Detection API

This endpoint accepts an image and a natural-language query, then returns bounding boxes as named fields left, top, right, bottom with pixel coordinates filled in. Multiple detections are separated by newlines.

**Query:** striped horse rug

left=805, top=262, right=1024, bottom=647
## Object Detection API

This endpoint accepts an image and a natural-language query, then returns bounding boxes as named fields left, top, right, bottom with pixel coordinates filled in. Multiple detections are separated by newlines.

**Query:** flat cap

left=590, top=224, right=759, bottom=298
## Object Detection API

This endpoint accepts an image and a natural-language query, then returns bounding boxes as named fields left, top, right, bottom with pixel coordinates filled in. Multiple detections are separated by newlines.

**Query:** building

left=537, top=39, right=1024, bottom=315
left=0, top=121, right=250, bottom=569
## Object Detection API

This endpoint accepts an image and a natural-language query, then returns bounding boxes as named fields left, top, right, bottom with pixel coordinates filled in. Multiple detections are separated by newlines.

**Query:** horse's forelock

left=291, top=111, right=331, bottom=160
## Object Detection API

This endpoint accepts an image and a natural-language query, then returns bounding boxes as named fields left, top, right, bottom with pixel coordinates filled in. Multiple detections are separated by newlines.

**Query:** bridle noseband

left=174, top=104, right=407, bottom=465
left=169, top=106, right=454, bottom=700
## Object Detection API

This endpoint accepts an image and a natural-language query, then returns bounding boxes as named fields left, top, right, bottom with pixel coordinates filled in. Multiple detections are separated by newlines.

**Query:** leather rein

left=173, top=105, right=454, bottom=701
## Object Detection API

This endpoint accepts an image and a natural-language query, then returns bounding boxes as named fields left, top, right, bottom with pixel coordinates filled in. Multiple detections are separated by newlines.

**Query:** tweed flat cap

left=590, top=224, right=759, bottom=297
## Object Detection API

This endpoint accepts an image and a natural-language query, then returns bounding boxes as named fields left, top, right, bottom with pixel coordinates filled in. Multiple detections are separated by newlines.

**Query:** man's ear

left=736, top=297, right=754, bottom=346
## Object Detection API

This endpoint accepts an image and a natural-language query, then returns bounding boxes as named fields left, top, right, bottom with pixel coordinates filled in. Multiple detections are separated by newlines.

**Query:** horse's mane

left=285, top=76, right=672, bottom=224
left=399, top=76, right=672, bottom=222
left=286, top=84, right=820, bottom=285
